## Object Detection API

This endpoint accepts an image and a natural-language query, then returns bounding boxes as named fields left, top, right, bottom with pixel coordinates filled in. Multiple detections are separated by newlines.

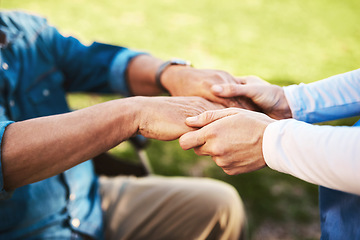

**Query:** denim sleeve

left=283, top=69, right=360, bottom=123
left=108, top=50, right=149, bottom=96
left=0, top=121, right=15, bottom=200
left=39, top=22, right=146, bottom=95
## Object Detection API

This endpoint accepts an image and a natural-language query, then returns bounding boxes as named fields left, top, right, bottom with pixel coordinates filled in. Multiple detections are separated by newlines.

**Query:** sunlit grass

left=2, top=0, right=359, bottom=238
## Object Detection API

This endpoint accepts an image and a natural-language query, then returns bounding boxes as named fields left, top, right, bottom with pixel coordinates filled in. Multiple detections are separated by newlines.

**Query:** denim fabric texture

left=0, top=10, right=143, bottom=239
left=319, top=120, right=360, bottom=240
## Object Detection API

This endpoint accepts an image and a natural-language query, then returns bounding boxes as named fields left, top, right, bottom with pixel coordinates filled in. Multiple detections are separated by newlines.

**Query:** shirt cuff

left=109, top=49, right=149, bottom=96
left=283, top=84, right=307, bottom=122
left=283, top=69, right=360, bottom=123
left=262, top=120, right=289, bottom=173
left=0, top=120, right=15, bottom=200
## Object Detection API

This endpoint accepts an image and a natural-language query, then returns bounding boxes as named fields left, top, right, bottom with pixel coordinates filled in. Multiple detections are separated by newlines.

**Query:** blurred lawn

left=2, top=0, right=360, bottom=239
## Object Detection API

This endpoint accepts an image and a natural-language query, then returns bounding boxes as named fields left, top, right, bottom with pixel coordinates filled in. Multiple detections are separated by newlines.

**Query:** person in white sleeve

left=179, top=68, right=360, bottom=239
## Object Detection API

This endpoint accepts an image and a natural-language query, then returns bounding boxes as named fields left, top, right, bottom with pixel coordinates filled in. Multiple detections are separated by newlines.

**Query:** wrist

left=126, top=55, right=163, bottom=96
left=155, top=59, right=192, bottom=92
left=112, top=97, right=144, bottom=139
left=272, top=86, right=292, bottom=119
left=259, top=117, right=276, bottom=166
left=277, top=87, right=292, bottom=119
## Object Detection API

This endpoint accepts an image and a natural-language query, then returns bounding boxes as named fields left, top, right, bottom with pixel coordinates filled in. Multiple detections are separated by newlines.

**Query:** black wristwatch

left=155, top=59, right=192, bottom=92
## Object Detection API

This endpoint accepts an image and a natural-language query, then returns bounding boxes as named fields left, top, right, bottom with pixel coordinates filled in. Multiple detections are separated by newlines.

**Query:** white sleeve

left=263, top=69, right=360, bottom=194
left=263, top=119, right=360, bottom=195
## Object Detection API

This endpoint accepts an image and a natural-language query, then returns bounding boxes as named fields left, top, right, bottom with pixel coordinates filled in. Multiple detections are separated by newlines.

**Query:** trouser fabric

left=99, top=175, right=246, bottom=240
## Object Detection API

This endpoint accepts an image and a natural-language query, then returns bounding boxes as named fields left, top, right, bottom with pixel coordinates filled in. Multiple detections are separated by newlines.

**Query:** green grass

left=2, top=0, right=360, bottom=239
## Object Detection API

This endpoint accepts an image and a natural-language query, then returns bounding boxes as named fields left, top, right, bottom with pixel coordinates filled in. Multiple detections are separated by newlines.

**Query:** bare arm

left=2, top=96, right=222, bottom=191
left=126, top=55, right=256, bottom=109
left=126, top=55, right=164, bottom=96
left=2, top=98, right=139, bottom=190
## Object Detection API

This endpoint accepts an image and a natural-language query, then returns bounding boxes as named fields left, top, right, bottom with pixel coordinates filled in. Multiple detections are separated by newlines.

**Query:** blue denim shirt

left=0, top=11, right=143, bottom=239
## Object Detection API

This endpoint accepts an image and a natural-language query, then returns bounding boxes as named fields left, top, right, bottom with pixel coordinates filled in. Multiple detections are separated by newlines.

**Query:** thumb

left=179, top=130, right=205, bottom=150
left=186, top=108, right=241, bottom=128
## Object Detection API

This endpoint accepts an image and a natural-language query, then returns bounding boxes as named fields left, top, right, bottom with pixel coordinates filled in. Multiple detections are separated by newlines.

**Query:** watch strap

left=155, top=59, right=192, bottom=92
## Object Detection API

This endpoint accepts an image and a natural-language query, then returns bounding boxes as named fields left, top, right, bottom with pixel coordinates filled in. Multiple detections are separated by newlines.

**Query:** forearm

left=263, top=119, right=360, bottom=195
left=1, top=98, right=140, bottom=190
left=126, top=54, right=164, bottom=96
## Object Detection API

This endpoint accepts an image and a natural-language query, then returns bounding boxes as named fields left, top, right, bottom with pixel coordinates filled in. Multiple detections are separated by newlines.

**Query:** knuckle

left=213, top=157, right=228, bottom=168
left=211, top=144, right=225, bottom=156
left=211, top=70, right=226, bottom=81
left=204, top=129, right=219, bottom=142
left=201, top=111, right=216, bottom=122
left=227, top=84, right=239, bottom=94
left=196, top=97, right=210, bottom=106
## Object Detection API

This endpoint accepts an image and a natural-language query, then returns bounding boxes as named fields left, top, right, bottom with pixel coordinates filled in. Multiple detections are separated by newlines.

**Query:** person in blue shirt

left=0, top=11, right=246, bottom=240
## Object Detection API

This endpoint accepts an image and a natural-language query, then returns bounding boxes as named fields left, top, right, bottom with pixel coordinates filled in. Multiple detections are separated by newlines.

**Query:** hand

left=135, top=96, right=223, bottom=141
left=179, top=108, right=275, bottom=175
left=161, top=67, right=258, bottom=110
left=211, top=75, right=292, bottom=119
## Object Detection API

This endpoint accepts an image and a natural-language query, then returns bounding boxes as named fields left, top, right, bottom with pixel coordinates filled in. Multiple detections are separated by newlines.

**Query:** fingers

left=193, top=82, right=239, bottom=108
left=211, top=83, right=253, bottom=98
left=236, top=75, right=270, bottom=85
left=205, top=93, right=239, bottom=108
left=179, top=130, right=206, bottom=150
left=211, top=74, right=269, bottom=99
left=185, top=108, right=241, bottom=128
left=180, top=108, right=243, bottom=151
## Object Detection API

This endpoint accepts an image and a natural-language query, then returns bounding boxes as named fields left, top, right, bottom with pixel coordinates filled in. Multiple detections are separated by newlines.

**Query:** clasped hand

left=139, top=72, right=292, bottom=175
left=179, top=108, right=275, bottom=174
left=175, top=75, right=292, bottom=175
left=135, top=96, right=223, bottom=141
left=161, top=67, right=259, bottom=110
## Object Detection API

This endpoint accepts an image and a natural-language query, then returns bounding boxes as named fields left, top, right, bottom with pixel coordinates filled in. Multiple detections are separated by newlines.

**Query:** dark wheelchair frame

left=92, top=136, right=152, bottom=177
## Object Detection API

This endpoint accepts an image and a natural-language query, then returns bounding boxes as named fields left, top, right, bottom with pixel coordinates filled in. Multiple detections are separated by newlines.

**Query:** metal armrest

left=92, top=135, right=152, bottom=177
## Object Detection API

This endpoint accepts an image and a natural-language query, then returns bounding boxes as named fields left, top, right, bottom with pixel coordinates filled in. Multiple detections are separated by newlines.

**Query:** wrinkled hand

left=179, top=108, right=275, bottom=175
left=211, top=75, right=292, bottom=119
left=136, top=96, right=223, bottom=141
left=161, top=67, right=258, bottom=110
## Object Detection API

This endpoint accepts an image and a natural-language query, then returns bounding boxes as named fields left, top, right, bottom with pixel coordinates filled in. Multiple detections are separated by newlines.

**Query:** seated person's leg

left=100, top=175, right=246, bottom=240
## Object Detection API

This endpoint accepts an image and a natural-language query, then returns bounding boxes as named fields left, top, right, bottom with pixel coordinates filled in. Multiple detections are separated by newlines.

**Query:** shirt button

left=69, top=193, right=76, bottom=201
left=71, top=218, right=80, bottom=228
left=42, top=89, right=50, bottom=97
left=9, top=100, right=15, bottom=107
left=2, top=62, right=8, bottom=70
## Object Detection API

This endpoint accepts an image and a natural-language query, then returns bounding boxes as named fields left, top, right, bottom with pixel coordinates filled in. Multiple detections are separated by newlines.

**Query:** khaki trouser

left=100, top=175, right=246, bottom=240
